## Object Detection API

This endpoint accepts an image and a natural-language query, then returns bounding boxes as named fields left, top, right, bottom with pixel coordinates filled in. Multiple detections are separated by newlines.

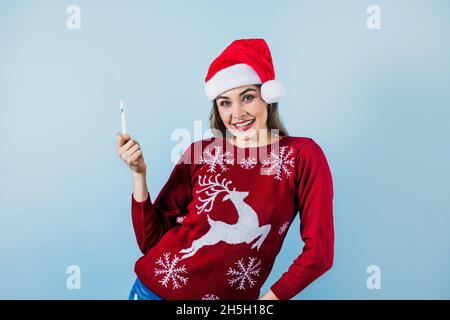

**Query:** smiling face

left=215, top=85, right=269, bottom=144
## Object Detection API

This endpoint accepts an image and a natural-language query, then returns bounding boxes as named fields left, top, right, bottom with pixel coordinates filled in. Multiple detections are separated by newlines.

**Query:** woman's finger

left=116, top=133, right=130, bottom=149
left=118, top=139, right=137, bottom=155
left=122, top=144, right=140, bottom=161
left=128, top=150, right=142, bottom=164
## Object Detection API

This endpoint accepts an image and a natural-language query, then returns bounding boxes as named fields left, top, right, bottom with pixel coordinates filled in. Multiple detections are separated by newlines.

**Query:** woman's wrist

left=132, top=169, right=147, bottom=179
left=132, top=169, right=149, bottom=202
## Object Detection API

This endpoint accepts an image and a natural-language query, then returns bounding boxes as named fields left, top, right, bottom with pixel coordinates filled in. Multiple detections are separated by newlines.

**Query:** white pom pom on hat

left=204, top=39, right=286, bottom=104
left=260, top=79, right=286, bottom=104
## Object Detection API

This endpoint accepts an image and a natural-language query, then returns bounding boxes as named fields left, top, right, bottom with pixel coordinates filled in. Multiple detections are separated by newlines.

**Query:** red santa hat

left=204, top=38, right=286, bottom=104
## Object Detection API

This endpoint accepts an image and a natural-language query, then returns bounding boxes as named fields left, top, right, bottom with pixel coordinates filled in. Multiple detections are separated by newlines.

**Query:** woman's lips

left=232, top=118, right=255, bottom=131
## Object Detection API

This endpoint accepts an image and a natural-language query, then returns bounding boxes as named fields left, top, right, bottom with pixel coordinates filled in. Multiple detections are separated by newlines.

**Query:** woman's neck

left=228, top=131, right=281, bottom=148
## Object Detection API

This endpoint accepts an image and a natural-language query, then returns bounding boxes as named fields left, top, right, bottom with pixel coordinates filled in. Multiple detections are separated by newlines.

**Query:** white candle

left=120, top=99, right=127, bottom=134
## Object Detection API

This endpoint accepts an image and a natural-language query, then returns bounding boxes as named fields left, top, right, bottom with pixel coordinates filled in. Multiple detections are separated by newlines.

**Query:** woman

left=117, top=39, right=334, bottom=300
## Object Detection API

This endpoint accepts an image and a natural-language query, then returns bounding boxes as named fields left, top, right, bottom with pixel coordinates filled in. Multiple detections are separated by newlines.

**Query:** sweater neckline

left=222, top=135, right=289, bottom=150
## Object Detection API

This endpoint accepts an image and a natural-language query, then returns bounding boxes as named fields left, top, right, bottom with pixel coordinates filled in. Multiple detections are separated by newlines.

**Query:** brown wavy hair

left=209, top=85, right=289, bottom=138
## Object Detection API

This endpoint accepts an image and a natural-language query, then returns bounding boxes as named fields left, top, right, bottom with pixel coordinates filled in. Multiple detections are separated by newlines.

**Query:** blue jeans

left=128, top=277, right=163, bottom=300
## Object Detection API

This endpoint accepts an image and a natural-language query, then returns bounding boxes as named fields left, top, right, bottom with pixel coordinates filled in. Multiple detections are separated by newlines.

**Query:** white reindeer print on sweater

left=178, top=174, right=271, bottom=260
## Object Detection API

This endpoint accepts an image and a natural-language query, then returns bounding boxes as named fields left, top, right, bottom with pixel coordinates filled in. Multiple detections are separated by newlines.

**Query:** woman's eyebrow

left=238, top=88, right=256, bottom=96
left=216, top=88, right=256, bottom=100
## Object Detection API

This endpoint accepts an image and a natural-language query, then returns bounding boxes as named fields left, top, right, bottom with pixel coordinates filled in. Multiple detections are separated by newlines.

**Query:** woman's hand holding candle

left=116, top=133, right=147, bottom=175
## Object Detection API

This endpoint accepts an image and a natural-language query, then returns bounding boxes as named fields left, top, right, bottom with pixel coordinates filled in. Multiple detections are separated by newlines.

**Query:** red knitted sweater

left=131, top=136, right=334, bottom=300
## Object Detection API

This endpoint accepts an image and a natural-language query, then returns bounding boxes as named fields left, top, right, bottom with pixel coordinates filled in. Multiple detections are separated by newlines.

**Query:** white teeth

left=234, top=119, right=254, bottom=127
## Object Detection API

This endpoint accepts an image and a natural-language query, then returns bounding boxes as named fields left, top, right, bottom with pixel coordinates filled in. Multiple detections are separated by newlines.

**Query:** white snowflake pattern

left=261, top=146, right=295, bottom=180
left=240, top=157, right=257, bottom=169
left=227, top=257, right=262, bottom=290
left=199, top=146, right=235, bottom=173
left=201, top=293, right=220, bottom=300
left=278, top=221, right=290, bottom=235
left=176, top=216, right=186, bottom=224
left=154, top=252, right=189, bottom=289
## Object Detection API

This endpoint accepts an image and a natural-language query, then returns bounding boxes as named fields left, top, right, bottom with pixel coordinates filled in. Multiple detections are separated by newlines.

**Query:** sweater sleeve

left=131, top=144, right=193, bottom=254
left=270, top=140, right=335, bottom=300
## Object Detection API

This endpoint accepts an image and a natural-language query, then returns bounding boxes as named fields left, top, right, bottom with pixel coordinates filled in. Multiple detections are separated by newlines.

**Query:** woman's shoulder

left=283, top=136, right=330, bottom=159
left=178, top=136, right=220, bottom=164
left=282, top=135, right=316, bottom=149
left=189, top=136, right=220, bottom=151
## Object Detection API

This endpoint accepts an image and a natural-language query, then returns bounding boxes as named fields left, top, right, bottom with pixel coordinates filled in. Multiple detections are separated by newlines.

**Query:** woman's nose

left=231, top=103, right=247, bottom=119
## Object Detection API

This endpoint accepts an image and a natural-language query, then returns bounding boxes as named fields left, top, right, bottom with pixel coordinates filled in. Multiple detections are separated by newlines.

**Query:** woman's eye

left=220, top=101, right=230, bottom=107
left=243, top=95, right=254, bottom=102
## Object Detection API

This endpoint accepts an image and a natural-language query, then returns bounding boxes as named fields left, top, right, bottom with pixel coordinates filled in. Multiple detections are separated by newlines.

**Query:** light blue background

left=1, top=0, right=449, bottom=299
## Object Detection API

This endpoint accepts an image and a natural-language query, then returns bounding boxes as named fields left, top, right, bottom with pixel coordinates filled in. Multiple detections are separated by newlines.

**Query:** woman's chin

left=231, top=128, right=258, bottom=141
